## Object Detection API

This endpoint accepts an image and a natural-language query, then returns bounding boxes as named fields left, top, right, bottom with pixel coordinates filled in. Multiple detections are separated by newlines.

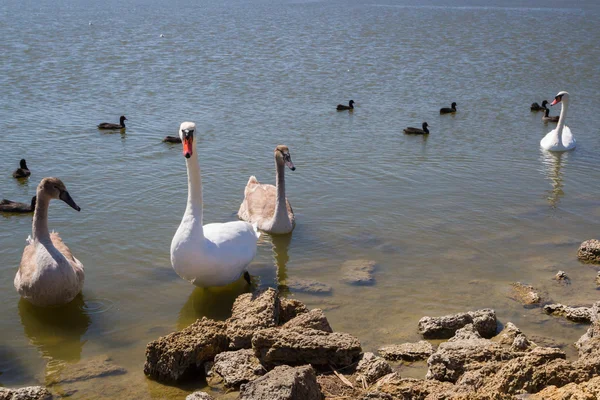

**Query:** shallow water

left=1, top=0, right=600, bottom=397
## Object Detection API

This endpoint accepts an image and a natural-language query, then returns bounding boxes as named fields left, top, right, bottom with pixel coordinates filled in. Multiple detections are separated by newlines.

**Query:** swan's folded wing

left=244, top=183, right=277, bottom=220
left=16, top=242, right=37, bottom=287
left=50, top=232, right=78, bottom=264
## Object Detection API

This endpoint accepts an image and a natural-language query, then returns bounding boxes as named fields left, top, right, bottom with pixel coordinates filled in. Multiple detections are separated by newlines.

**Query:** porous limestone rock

left=418, top=309, right=497, bottom=339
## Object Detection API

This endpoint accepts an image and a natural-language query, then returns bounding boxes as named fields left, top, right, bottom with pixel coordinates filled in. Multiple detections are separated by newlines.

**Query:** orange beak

left=550, top=98, right=560, bottom=106
left=183, top=137, right=193, bottom=158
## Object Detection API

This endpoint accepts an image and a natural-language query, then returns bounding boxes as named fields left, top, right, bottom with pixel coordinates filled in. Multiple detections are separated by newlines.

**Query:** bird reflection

left=540, top=150, right=567, bottom=208
left=18, top=295, right=91, bottom=364
left=177, top=280, right=249, bottom=330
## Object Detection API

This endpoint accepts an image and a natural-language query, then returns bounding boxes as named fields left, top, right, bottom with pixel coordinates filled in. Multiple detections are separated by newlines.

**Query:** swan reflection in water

left=540, top=150, right=568, bottom=208
left=18, top=295, right=91, bottom=383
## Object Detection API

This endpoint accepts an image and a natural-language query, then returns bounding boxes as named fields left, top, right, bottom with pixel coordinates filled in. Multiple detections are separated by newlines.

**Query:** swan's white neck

left=184, top=147, right=204, bottom=236
left=556, top=97, right=569, bottom=139
left=273, top=161, right=290, bottom=225
left=32, top=193, right=51, bottom=243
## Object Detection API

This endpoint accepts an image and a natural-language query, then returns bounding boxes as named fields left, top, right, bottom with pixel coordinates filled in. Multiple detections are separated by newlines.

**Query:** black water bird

left=0, top=196, right=36, bottom=213
left=13, top=159, right=31, bottom=179
left=336, top=100, right=354, bottom=111
left=531, top=100, right=549, bottom=112
left=542, top=107, right=559, bottom=123
left=440, top=102, right=457, bottom=114
left=404, top=122, right=429, bottom=135
left=98, top=115, right=127, bottom=130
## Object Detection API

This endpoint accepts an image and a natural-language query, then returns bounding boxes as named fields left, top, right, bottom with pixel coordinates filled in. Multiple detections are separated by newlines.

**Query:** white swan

left=540, top=91, right=575, bottom=152
left=14, top=178, right=84, bottom=306
left=238, top=145, right=296, bottom=234
left=170, top=122, right=260, bottom=287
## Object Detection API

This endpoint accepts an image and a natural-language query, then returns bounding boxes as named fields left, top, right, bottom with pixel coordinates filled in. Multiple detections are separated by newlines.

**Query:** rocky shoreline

left=3, top=240, right=600, bottom=400
left=3, top=287, right=600, bottom=399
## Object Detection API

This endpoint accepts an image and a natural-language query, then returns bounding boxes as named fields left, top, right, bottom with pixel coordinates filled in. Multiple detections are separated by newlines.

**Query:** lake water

left=1, top=0, right=600, bottom=397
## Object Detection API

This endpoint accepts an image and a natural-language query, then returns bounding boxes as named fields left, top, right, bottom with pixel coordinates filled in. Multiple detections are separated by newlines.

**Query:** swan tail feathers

left=247, top=175, right=259, bottom=186
left=26, top=235, right=33, bottom=245
left=252, top=222, right=261, bottom=239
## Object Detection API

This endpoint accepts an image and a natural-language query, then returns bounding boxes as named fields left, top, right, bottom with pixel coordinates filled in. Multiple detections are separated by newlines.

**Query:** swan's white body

left=540, top=91, right=575, bottom=152
left=170, top=122, right=259, bottom=287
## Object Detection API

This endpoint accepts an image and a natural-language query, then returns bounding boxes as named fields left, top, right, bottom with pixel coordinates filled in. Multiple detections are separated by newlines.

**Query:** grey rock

left=356, top=352, right=393, bottom=385
left=543, top=303, right=593, bottom=323
left=144, top=317, right=229, bottom=382
left=46, top=355, right=126, bottom=385
left=512, top=334, right=535, bottom=352
left=239, top=365, right=322, bottom=400
left=282, top=309, right=332, bottom=333
left=378, top=341, right=434, bottom=362
left=555, top=270, right=570, bottom=285
left=210, top=349, right=265, bottom=388
left=426, top=324, right=517, bottom=383
left=596, top=271, right=600, bottom=288
left=278, top=298, right=308, bottom=325
left=285, top=278, right=332, bottom=294
left=418, top=309, right=497, bottom=339
left=226, top=288, right=280, bottom=350
left=577, top=239, right=600, bottom=263
left=492, top=322, right=523, bottom=346
left=252, top=327, right=362, bottom=368
left=341, top=259, right=376, bottom=285
left=509, top=282, right=542, bottom=305
left=0, top=387, right=52, bottom=400
left=185, top=392, right=214, bottom=400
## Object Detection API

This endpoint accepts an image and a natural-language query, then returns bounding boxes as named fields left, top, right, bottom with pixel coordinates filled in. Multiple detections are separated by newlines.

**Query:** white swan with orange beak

left=170, top=122, right=260, bottom=287
left=540, top=91, right=576, bottom=152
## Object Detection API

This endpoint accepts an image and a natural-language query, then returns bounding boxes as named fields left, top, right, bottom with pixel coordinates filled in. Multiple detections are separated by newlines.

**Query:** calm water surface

left=1, top=0, right=600, bottom=397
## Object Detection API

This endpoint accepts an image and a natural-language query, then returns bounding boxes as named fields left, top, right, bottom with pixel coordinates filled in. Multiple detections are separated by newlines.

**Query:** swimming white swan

left=170, top=122, right=260, bottom=287
left=238, top=145, right=296, bottom=234
left=14, top=178, right=84, bottom=306
left=540, top=91, right=575, bottom=152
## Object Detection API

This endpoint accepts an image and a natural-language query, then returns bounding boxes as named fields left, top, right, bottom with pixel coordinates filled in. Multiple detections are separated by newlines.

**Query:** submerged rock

left=0, top=386, right=52, bottom=400
left=46, top=355, right=126, bottom=385
left=252, top=327, right=362, bottom=368
left=418, top=308, right=497, bottom=339
left=282, top=309, right=332, bottom=333
left=543, top=303, right=593, bottom=323
left=355, top=352, right=393, bottom=385
left=508, top=282, right=542, bottom=305
left=285, top=278, right=332, bottom=294
left=226, top=288, right=280, bottom=350
left=239, top=365, right=322, bottom=400
left=578, top=239, right=600, bottom=263
left=596, top=271, right=600, bottom=288
left=555, top=270, right=570, bottom=285
left=378, top=341, right=434, bottom=362
left=144, top=317, right=229, bottom=382
left=340, top=259, right=377, bottom=285
left=210, top=349, right=265, bottom=389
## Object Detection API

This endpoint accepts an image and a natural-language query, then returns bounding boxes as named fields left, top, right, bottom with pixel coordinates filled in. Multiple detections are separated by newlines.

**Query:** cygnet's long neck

left=556, top=97, right=569, bottom=137
left=272, top=160, right=289, bottom=225
left=184, top=149, right=204, bottom=234
left=32, top=192, right=51, bottom=243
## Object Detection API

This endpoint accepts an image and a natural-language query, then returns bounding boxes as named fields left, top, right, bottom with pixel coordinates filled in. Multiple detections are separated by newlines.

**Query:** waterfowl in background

left=13, top=159, right=31, bottom=179
left=540, top=91, right=575, bottom=152
left=440, top=102, right=457, bottom=114
left=531, top=100, right=549, bottom=112
left=14, top=178, right=84, bottom=306
left=0, top=196, right=36, bottom=213
left=337, top=100, right=355, bottom=111
left=542, top=107, right=559, bottom=123
left=238, top=145, right=296, bottom=234
left=98, top=115, right=127, bottom=130
left=170, top=122, right=260, bottom=287
left=404, top=122, right=429, bottom=135
left=163, top=136, right=182, bottom=143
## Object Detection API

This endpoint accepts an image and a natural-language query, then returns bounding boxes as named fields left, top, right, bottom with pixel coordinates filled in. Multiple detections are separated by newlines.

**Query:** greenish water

left=1, top=0, right=600, bottom=397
